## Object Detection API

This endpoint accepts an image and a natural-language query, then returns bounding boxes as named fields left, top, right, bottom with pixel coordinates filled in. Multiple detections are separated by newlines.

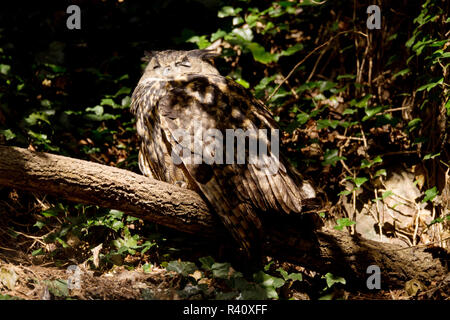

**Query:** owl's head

left=141, top=49, right=220, bottom=79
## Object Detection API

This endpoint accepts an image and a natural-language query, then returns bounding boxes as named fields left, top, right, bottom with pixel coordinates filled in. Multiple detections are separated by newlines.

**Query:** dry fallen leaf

left=189, top=270, right=203, bottom=281
left=0, top=267, right=18, bottom=290
left=91, top=243, right=103, bottom=268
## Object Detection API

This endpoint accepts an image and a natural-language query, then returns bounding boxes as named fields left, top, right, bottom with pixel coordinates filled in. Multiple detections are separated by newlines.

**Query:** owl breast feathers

left=131, top=49, right=316, bottom=258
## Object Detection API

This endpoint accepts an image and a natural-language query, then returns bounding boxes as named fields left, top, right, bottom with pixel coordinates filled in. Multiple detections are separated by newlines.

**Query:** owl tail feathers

left=221, top=203, right=264, bottom=265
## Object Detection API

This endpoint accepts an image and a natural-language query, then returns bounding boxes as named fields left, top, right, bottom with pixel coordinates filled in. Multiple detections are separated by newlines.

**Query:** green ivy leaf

left=33, top=221, right=46, bottom=229
left=166, top=261, right=197, bottom=276
left=187, top=35, right=211, bottom=49
left=211, top=262, right=232, bottom=279
left=428, top=215, right=450, bottom=226
left=361, top=156, right=383, bottom=168
left=417, top=77, right=443, bottom=92
left=276, top=268, right=289, bottom=280
left=334, top=218, right=355, bottom=230
left=0, top=64, right=11, bottom=75
left=113, top=87, right=131, bottom=97
left=0, top=129, right=16, bottom=141
left=56, top=237, right=69, bottom=249
left=354, top=177, right=368, bottom=188
left=322, top=149, right=346, bottom=167
left=338, top=190, right=352, bottom=196
left=43, top=279, right=69, bottom=298
left=353, top=94, right=372, bottom=108
left=407, top=118, right=422, bottom=132
left=246, top=42, right=278, bottom=64
left=280, top=44, right=303, bottom=56
left=317, top=119, right=340, bottom=130
left=235, top=78, right=250, bottom=88
left=86, top=105, right=104, bottom=115
left=318, top=293, right=334, bottom=300
left=382, top=191, right=393, bottom=199
left=323, top=273, right=346, bottom=288
left=372, top=156, right=383, bottom=164
left=85, top=106, right=120, bottom=121
left=253, top=271, right=285, bottom=289
left=231, top=26, right=253, bottom=42
left=393, top=68, right=411, bottom=79
left=343, top=108, right=357, bottom=115
left=143, top=263, right=152, bottom=273
left=32, top=248, right=45, bottom=256
left=424, top=152, right=440, bottom=160
left=264, top=261, right=274, bottom=272
left=422, top=186, right=438, bottom=203
left=210, top=29, right=227, bottom=42
left=363, top=106, right=383, bottom=121
left=296, top=112, right=310, bottom=125
left=199, top=256, right=215, bottom=271
left=218, top=6, right=242, bottom=18
left=119, top=96, right=131, bottom=108
left=25, top=111, right=53, bottom=125
left=337, top=74, right=356, bottom=80
left=288, top=273, right=303, bottom=282
left=40, top=99, right=52, bottom=108
left=361, top=159, right=371, bottom=169
left=41, top=205, right=64, bottom=217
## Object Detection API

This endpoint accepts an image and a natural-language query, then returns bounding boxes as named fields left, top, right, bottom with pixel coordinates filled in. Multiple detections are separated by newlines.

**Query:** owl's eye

left=176, top=58, right=191, bottom=68
left=153, top=64, right=161, bottom=69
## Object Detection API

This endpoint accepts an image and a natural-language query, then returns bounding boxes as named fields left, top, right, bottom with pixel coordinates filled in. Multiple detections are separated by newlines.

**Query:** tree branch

left=0, top=145, right=218, bottom=235
left=0, top=146, right=447, bottom=288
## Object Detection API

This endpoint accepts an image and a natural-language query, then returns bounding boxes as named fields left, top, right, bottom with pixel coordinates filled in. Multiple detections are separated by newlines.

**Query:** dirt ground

left=1, top=248, right=447, bottom=300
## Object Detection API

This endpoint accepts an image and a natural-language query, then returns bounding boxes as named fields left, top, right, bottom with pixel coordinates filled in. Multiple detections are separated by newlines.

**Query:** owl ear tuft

left=190, top=49, right=220, bottom=61
left=142, top=51, right=157, bottom=62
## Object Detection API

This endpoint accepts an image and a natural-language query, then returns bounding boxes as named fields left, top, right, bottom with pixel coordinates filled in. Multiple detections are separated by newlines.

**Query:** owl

left=131, top=49, right=316, bottom=259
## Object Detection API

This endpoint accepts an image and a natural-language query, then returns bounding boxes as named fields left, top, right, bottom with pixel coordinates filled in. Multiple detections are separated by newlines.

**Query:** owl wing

left=154, top=75, right=313, bottom=256
left=132, top=79, right=197, bottom=189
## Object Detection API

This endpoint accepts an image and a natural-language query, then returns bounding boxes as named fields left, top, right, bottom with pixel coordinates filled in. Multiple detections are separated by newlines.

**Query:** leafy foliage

left=165, top=257, right=304, bottom=300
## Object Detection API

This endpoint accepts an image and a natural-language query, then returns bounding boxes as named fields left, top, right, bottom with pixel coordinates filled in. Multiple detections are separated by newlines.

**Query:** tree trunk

left=0, top=146, right=448, bottom=289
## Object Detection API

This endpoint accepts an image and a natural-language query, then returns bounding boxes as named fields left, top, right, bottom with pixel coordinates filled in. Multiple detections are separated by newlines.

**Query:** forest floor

left=0, top=248, right=414, bottom=300
left=0, top=185, right=448, bottom=300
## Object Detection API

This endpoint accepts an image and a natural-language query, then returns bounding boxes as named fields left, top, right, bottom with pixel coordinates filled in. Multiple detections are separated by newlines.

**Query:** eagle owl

left=131, top=49, right=316, bottom=259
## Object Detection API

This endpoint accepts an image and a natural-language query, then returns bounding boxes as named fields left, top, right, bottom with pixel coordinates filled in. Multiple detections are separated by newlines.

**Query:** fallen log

left=0, top=145, right=448, bottom=289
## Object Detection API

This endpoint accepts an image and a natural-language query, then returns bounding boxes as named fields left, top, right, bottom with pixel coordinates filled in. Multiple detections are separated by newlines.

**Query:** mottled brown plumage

left=131, top=49, right=315, bottom=258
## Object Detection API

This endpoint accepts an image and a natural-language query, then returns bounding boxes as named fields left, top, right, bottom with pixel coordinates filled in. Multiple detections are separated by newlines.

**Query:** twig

left=10, top=230, right=46, bottom=246
left=306, top=46, right=327, bottom=82
left=335, top=135, right=364, bottom=141
left=395, top=230, right=413, bottom=247
left=340, top=159, right=353, bottom=177
left=374, top=188, right=382, bottom=241
left=368, top=32, right=373, bottom=88
left=412, top=204, right=421, bottom=246
left=381, top=150, right=418, bottom=157
left=391, top=236, right=450, bottom=251
left=383, top=106, right=410, bottom=113
left=357, top=35, right=370, bottom=85
left=0, top=246, right=17, bottom=252
left=359, top=125, right=368, bottom=149
left=337, top=128, right=353, bottom=176
left=380, top=189, right=415, bottom=206
left=266, top=30, right=367, bottom=102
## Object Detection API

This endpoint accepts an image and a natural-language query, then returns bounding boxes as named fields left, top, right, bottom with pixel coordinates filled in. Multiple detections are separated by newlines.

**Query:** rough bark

left=0, top=145, right=448, bottom=289
left=0, top=145, right=217, bottom=235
